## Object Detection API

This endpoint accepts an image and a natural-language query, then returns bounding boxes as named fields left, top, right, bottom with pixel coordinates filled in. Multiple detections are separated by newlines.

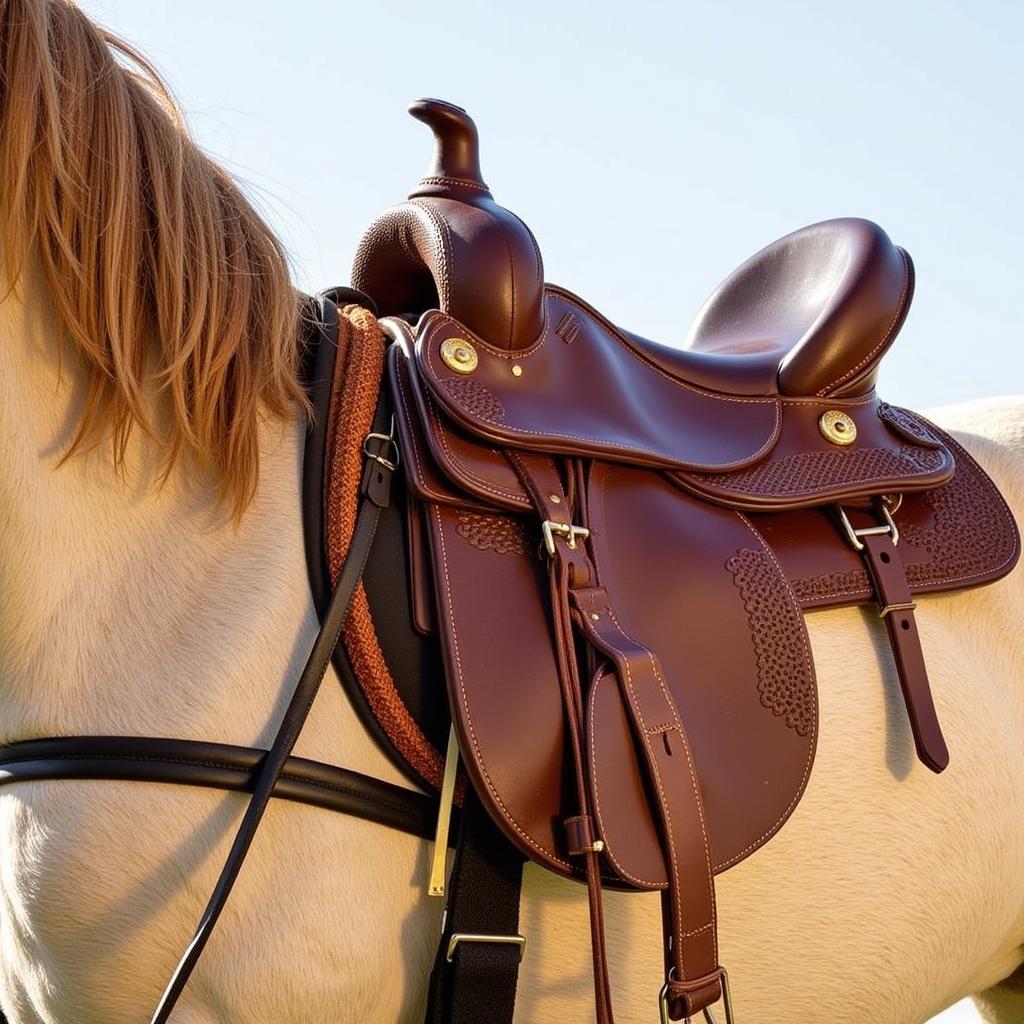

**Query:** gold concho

left=818, top=409, right=857, bottom=446
left=440, top=337, right=478, bottom=375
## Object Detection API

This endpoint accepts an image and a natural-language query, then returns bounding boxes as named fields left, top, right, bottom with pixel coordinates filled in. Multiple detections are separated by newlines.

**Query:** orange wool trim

left=325, top=306, right=447, bottom=792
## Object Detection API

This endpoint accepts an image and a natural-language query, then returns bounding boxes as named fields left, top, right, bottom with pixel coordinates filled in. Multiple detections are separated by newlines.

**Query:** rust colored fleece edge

left=325, top=305, right=447, bottom=793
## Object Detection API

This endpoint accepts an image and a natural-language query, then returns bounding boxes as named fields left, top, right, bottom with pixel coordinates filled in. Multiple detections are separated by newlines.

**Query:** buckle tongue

left=541, top=520, right=590, bottom=557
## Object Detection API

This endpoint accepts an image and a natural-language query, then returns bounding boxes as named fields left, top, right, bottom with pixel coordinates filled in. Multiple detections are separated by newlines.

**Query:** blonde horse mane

left=0, top=0, right=307, bottom=516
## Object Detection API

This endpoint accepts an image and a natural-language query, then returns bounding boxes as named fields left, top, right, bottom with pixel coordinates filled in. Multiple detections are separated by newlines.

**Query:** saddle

left=335, top=99, right=1020, bottom=1023
left=0, top=98, right=1017, bottom=1024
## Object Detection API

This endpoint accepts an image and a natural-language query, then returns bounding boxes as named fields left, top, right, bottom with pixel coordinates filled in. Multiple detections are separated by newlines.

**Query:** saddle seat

left=352, top=99, right=912, bottom=401
left=623, top=217, right=914, bottom=397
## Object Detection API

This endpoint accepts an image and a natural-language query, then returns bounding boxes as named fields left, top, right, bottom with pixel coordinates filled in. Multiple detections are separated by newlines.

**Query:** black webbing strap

left=149, top=397, right=395, bottom=1024
left=426, top=789, right=526, bottom=1024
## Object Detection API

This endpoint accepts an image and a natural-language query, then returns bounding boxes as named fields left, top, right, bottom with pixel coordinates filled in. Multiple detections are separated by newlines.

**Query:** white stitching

left=422, top=314, right=782, bottom=470
left=428, top=398, right=530, bottom=506
left=598, top=607, right=718, bottom=967
left=816, top=248, right=912, bottom=397
left=588, top=673, right=663, bottom=890
left=431, top=504, right=572, bottom=869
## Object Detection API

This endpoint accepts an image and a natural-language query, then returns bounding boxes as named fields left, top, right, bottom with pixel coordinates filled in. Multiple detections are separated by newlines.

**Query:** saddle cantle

left=339, top=99, right=1020, bottom=1023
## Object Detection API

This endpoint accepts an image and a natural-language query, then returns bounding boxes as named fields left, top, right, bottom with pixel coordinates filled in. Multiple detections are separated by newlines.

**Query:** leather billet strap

left=505, top=451, right=618, bottom=1022
left=861, top=533, right=949, bottom=772
left=839, top=504, right=950, bottom=773
left=571, top=587, right=722, bottom=1019
left=150, top=324, right=394, bottom=1023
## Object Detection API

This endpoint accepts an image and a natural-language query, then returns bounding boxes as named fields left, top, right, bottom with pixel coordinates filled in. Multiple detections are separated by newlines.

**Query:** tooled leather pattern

left=440, top=377, right=506, bottom=422
left=901, top=436, right=1018, bottom=588
left=455, top=511, right=532, bottom=555
left=791, top=432, right=1018, bottom=602
left=790, top=566, right=870, bottom=603
left=725, top=547, right=816, bottom=736
left=691, top=444, right=946, bottom=497
left=878, top=403, right=944, bottom=448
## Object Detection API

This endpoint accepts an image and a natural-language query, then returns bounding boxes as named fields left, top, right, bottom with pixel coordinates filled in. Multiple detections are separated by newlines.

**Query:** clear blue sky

left=80, top=0, right=1022, bottom=413
left=75, top=4, right=1020, bottom=1017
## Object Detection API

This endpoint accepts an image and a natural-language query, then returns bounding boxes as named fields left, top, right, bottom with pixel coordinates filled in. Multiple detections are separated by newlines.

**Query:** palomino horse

left=0, top=3, right=1022, bottom=1023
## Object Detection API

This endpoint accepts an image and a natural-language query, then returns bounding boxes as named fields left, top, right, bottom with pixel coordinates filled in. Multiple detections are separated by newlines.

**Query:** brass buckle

left=446, top=932, right=526, bottom=963
left=836, top=498, right=900, bottom=552
left=541, top=520, right=590, bottom=556
left=362, top=426, right=400, bottom=472
left=658, top=966, right=734, bottom=1024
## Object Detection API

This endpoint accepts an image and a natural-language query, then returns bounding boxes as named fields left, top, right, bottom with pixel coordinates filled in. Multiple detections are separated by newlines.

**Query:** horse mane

left=0, top=0, right=308, bottom=516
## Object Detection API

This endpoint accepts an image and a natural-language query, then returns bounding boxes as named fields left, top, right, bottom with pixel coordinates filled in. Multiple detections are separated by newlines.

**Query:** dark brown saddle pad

left=335, top=99, right=1020, bottom=1021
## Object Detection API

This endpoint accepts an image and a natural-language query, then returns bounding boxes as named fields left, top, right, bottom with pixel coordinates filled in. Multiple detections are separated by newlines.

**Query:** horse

left=0, top=3, right=1022, bottom=1022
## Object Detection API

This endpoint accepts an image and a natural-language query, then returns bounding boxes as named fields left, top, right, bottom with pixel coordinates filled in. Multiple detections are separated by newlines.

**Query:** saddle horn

left=351, top=98, right=545, bottom=351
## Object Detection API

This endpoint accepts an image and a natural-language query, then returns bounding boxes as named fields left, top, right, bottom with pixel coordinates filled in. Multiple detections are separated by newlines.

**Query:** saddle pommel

left=407, top=98, right=492, bottom=201
left=351, top=98, right=545, bottom=351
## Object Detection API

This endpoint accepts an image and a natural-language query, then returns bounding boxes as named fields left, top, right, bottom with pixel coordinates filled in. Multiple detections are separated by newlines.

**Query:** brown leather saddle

left=342, top=99, right=1020, bottom=1024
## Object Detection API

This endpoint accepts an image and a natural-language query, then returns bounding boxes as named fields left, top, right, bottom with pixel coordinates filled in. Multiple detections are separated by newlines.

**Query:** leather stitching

left=600, top=606, right=718, bottom=969
left=423, top=316, right=782, bottom=470
left=428, top=396, right=529, bottom=505
left=415, top=200, right=453, bottom=310
left=816, top=247, right=911, bottom=397
left=588, top=675, right=663, bottom=890
left=431, top=504, right=572, bottom=869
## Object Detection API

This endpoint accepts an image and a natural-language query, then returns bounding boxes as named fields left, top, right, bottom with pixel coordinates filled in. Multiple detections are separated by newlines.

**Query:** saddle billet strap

left=853, top=520, right=949, bottom=772
left=149, top=396, right=395, bottom=1023
left=505, top=451, right=619, bottom=1022
left=426, top=789, right=526, bottom=1024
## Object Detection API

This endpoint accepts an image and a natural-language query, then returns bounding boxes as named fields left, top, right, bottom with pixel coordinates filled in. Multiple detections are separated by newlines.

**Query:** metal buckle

left=836, top=498, right=900, bottom=552
left=658, top=966, right=734, bottom=1024
left=540, top=520, right=590, bottom=556
left=446, top=932, right=526, bottom=963
left=362, top=425, right=400, bottom=472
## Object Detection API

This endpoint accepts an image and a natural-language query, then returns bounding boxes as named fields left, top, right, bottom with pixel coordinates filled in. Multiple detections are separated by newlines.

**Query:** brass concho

left=440, top=337, right=479, bottom=375
left=818, top=409, right=857, bottom=446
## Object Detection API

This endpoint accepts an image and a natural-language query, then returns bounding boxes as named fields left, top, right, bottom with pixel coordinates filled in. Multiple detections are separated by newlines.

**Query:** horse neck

left=0, top=275, right=404, bottom=784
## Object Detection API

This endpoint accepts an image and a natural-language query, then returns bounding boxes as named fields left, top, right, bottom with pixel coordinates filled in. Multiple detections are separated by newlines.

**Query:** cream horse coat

left=1, top=273, right=1022, bottom=1024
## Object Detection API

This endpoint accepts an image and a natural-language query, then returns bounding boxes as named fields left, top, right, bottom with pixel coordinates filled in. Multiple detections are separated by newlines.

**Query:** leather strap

left=149, top=402, right=395, bottom=1024
left=509, top=453, right=722, bottom=1021
left=571, top=587, right=722, bottom=1019
left=860, top=531, right=949, bottom=773
left=506, top=451, right=617, bottom=1023
left=425, top=789, right=526, bottom=1024
left=0, top=736, right=441, bottom=841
